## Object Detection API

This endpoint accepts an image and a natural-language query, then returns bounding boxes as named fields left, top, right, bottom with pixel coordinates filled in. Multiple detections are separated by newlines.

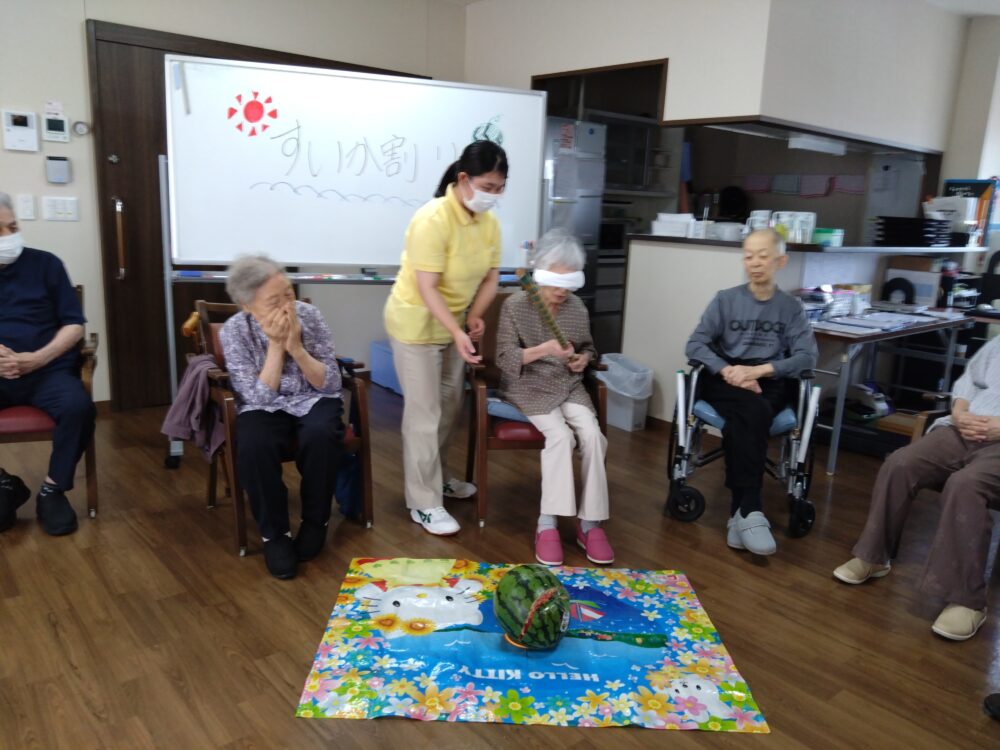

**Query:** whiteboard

left=164, top=55, right=545, bottom=267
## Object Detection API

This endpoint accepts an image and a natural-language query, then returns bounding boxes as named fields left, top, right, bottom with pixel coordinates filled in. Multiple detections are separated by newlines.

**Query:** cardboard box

left=887, top=255, right=943, bottom=272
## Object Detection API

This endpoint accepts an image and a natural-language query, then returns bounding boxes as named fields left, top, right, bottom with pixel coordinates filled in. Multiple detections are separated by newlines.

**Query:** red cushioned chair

left=465, top=292, right=607, bottom=527
left=0, top=286, right=98, bottom=518
left=190, top=300, right=373, bottom=556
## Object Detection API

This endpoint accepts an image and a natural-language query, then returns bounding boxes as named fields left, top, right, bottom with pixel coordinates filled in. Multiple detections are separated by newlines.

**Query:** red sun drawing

left=227, top=92, right=278, bottom=137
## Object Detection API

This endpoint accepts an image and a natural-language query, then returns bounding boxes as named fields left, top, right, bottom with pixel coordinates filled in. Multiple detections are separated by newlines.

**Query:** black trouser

left=235, top=397, right=344, bottom=540
left=700, top=372, right=794, bottom=515
left=0, top=368, right=96, bottom=491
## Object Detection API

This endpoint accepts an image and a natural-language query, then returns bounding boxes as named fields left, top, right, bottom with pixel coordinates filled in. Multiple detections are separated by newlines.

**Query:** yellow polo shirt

left=384, top=184, right=502, bottom=344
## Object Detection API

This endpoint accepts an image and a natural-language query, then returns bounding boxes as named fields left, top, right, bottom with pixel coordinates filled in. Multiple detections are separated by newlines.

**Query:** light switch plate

left=42, top=196, right=79, bottom=221
left=15, top=193, right=35, bottom=220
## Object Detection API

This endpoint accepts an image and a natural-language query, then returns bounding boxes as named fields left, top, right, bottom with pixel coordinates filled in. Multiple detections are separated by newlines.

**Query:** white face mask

left=0, top=232, right=24, bottom=264
left=462, top=186, right=500, bottom=214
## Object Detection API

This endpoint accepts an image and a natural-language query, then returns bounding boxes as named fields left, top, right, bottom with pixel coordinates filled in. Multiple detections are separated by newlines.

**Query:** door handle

left=111, top=196, right=126, bottom=280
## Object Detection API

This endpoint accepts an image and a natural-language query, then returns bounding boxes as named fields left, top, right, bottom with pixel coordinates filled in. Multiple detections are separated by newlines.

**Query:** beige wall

left=761, top=0, right=966, bottom=152
left=465, top=0, right=773, bottom=122
left=0, top=0, right=466, bottom=403
left=941, top=16, right=1000, bottom=181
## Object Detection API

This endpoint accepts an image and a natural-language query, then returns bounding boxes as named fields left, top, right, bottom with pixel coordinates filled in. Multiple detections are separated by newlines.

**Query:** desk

left=813, top=317, right=969, bottom=475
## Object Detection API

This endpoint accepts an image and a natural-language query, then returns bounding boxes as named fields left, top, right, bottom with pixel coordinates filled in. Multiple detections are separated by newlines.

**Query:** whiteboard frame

left=164, top=54, right=547, bottom=268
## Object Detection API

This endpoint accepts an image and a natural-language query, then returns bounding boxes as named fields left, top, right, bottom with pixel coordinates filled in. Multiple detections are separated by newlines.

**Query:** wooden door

left=87, top=21, right=415, bottom=410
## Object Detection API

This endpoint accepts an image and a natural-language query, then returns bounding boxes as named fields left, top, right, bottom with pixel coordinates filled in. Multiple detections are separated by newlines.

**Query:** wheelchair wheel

left=666, top=484, right=705, bottom=522
left=787, top=498, right=815, bottom=538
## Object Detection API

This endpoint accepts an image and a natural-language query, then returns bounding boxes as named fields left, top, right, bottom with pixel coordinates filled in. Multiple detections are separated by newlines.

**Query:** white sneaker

left=411, top=507, right=460, bottom=535
left=443, top=478, right=476, bottom=499
left=726, top=513, right=745, bottom=550
left=735, top=511, right=776, bottom=556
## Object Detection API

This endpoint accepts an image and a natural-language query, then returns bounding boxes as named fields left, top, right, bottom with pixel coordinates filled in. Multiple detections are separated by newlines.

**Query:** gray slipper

left=736, top=511, right=776, bottom=556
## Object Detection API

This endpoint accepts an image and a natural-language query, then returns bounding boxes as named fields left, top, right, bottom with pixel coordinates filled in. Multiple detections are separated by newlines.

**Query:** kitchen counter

left=627, top=234, right=984, bottom=254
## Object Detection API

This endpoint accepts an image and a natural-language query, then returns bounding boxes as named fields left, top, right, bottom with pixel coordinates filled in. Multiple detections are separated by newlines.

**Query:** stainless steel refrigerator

left=541, top=117, right=607, bottom=312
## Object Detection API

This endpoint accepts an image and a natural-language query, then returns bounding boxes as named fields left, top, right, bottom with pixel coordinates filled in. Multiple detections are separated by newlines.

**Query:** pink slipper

left=577, top=525, right=614, bottom=564
left=535, top=528, right=563, bottom=566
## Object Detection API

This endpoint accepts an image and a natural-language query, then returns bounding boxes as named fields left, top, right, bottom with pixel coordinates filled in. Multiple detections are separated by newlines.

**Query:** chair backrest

left=475, top=292, right=514, bottom=388
left=194, top=297, right=314, bottom=370
left=195, top=300, right=239, bottom=369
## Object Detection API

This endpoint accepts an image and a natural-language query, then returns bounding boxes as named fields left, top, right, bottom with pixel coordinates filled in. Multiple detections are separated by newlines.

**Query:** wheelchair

left=664, top=362, right=822, bottom=538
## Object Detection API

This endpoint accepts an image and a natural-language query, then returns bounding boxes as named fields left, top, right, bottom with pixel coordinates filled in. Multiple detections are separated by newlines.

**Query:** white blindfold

left=534, top=269, right=585, bottom=291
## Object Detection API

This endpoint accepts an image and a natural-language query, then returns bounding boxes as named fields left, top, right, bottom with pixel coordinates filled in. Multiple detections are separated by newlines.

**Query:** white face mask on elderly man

left=0, top=232, right=24, bottom=264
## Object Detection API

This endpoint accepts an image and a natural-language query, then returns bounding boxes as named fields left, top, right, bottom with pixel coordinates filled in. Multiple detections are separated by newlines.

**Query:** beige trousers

left=527, top=402, right=609, bottom=521
left=390, top=337, right=466, bottom=510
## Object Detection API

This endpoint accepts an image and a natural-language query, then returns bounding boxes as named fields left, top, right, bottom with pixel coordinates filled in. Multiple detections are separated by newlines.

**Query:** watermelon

left=493, top=565, right=570, bottom=650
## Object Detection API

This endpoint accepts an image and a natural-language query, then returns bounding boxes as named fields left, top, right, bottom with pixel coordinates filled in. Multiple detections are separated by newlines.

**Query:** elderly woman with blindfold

left=495, top=229, right=613, bottom=567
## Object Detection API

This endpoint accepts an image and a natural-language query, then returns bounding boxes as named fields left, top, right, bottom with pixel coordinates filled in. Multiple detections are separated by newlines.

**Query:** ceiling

left=449, top=0, right=1000, bottom=15
left=926, top=0, right=1000, bottom=15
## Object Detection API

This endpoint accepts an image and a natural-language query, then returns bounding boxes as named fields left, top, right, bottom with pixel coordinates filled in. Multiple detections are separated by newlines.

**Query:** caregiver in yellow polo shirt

left=384, top=140, right=508, bottom=536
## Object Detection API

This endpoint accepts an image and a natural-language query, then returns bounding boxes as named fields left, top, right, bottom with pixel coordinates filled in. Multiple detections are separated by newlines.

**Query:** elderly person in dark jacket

left=219, top=255, right=343, bottom=579
left=0, top=191, right=95, bottom=537
left=495, top=229, right=613, bottom=568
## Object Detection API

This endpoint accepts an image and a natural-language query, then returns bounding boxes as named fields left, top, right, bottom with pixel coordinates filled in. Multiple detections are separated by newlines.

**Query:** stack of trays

left=873, top=217, right=952, bottom=247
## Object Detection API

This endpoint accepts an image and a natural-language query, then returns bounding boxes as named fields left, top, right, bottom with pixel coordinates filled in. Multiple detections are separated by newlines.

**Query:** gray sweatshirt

left=685, top=284, right=818, bottom=378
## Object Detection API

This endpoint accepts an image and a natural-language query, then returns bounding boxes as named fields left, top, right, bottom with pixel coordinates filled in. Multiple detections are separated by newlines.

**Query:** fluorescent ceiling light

left=788, top=134, right=846, bottom=156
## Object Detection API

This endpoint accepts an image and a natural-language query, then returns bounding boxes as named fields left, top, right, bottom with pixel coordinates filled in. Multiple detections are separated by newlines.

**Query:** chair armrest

left=798, top=369, right=815, bottom=380
left=911, top=409, right=950, bottom=443
left=337, top=357, right=365, bottom=370
left=589, top=362, right=608, bottom=372
left=79, top=333, right=98, bottom=395
left=207, top=367, right=231, bottom=385
left=81, top=332, right=98, bottom=359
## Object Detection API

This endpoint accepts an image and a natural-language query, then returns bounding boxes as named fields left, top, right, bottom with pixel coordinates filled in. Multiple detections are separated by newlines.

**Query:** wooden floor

left=1, top=384, right=998, bottom=748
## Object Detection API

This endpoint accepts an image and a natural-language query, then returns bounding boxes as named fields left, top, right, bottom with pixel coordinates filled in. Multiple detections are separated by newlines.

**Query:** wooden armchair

left=188, top=300, right=373, bottom=556
left=0, top=286, right=98, bottom=517
left=910, top=392, right=952, bottom=444
left=464, top=292, right=607, bottom=527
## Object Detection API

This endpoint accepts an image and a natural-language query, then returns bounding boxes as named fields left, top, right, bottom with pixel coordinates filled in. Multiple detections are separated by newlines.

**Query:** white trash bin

left=596, top=354, right=654, bottom=431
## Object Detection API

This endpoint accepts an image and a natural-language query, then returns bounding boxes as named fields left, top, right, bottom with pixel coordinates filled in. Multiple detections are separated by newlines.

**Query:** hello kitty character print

left=356, top=578, right=485, bottom=638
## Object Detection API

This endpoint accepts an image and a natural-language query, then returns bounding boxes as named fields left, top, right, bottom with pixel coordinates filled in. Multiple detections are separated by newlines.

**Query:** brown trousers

left=853, top=425, right=1000, bottom=609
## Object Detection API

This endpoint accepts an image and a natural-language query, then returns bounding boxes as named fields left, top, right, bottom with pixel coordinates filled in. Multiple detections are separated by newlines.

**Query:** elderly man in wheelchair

left=668, top=228, right=819, bottom=556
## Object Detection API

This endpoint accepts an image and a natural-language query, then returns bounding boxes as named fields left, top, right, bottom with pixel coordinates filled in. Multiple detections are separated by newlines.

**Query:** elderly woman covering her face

left=219, top=255, right=344, bottom=580
left=495, top=229, right=614, bottom=567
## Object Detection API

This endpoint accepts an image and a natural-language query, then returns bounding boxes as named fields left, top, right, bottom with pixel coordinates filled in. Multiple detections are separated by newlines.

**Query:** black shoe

left=295, top=519, right=329, bottom=561
left=986, top=693, right=1000, bottom=721
left=36, top=484, right=78, bottom=536
left=0, top=470, right=31, bottom=532
left=263, top=535, right=298, bottom=579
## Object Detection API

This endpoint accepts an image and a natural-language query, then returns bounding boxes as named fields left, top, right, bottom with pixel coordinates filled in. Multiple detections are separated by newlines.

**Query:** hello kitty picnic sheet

left=296, top=558, right=768, bottom=732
